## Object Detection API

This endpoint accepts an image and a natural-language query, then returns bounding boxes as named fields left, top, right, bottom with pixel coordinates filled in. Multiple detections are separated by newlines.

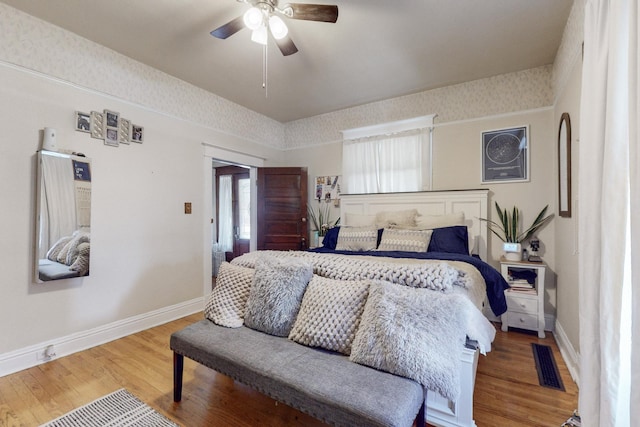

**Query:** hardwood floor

left=0, top=313, right=578, bottom=427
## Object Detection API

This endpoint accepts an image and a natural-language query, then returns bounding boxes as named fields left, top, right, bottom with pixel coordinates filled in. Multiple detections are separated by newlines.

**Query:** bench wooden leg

left=173, top=352, right=184, bottom=402
left=415, top=389, right=427, bottom=426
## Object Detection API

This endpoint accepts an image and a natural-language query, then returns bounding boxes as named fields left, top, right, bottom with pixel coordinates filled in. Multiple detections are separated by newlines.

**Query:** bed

left=303, top=189, right=506, bottom=427
left=197, top=189, right=505, bottom=427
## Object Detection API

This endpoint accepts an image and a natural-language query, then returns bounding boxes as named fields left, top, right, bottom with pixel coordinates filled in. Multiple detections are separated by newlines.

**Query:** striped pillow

left=376, top=228, right=433, bottom=252
left=335, top=226, right=378, bottom=251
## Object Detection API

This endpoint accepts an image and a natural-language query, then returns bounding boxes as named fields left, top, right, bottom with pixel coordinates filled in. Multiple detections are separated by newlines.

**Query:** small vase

left=503, top=242, right=522, bottom=261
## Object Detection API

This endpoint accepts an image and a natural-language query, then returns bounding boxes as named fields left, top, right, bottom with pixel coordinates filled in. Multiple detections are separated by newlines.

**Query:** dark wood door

left=257, top=167, right=308, bottom=251
left=216, top=166, right=250, bottom=261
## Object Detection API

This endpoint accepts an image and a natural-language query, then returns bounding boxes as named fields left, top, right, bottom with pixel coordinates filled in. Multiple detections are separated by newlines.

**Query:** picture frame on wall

left=104, top=127, right=119, bottom=147
left=75, top=111, right=90, bottom=133
left=104, top=109, right=119, bottom=128
left=481, top=125, right=529, bottom=183
left=119, top=118, right=131, bottom=144
left=90, top=111, right=104, bottom=139
left=131, top=124, right=144, bottom=143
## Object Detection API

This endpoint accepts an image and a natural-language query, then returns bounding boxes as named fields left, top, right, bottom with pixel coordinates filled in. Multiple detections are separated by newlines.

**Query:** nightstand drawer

left=505, top=293, right=538, bottom=314
left=506, top=311, right=539, bottom=330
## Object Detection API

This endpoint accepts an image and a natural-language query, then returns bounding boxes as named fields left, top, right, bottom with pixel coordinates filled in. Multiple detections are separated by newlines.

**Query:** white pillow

left=415, top=212, right=465, bottom=229
left=204, top=262, right=255, bottom=328
left=335, top=226, right=378, bottom=251
left=376, top=228, right=433, bottom=252
left=344, top=212, right=376, bottom=227
left=375, top=209, right=419, bottom=228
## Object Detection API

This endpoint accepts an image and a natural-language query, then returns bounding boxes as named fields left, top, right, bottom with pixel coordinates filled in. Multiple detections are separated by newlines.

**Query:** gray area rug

left=40, top=388, right=178, bottom=427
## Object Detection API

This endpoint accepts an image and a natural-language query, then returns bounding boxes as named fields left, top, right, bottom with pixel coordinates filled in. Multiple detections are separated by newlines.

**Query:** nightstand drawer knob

left=520, top=303, right=526, bottom=308
left=519, top=317, right=526, bottom=323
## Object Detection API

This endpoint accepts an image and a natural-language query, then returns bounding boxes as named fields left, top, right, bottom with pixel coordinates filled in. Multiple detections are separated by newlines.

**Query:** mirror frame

left=558, top=112, right=572, bottom=218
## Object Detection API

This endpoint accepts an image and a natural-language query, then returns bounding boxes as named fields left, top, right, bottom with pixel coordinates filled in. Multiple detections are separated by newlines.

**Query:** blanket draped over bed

left=309, top=247, right=509, bottom=316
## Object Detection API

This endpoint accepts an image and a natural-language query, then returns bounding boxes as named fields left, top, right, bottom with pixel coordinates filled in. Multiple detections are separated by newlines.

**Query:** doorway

left=215, top=165, right=251, bottom=261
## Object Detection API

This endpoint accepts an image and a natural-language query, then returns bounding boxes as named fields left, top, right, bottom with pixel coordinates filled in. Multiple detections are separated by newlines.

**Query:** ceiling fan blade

left=287, top=4, right=338, bottom=23
left=275, top=35, right=299, bottom=56
left=211, top=15, right=245, bottom=39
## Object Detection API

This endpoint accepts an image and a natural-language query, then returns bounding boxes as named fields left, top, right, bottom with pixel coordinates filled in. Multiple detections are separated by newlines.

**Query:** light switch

left=184, top=202, right=192, bottom=214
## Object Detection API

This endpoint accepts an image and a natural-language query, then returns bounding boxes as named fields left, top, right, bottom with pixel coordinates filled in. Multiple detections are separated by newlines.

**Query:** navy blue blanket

left=309, top=247, right=508, bottom=316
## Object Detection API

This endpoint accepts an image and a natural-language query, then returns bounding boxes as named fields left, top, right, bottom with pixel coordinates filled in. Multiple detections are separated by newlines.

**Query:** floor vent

left=532, top=343, right=565, bottom=391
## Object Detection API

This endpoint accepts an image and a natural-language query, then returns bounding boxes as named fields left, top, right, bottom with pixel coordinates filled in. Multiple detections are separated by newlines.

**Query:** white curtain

left=218, top=175, right=233, bottom=252
left=343, top=130, right=425, bottom=194
left=579, top=0, right=639, bottom=425
left=40, top=153, right=76, bottom=257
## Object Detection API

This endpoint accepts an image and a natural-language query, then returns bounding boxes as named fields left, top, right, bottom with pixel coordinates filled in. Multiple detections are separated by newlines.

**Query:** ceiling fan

left=211, top=0, right=339, bottom=56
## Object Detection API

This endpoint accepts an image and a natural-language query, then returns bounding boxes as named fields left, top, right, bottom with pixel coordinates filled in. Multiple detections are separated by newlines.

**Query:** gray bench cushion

left=170, top=319, right=425, bottom=427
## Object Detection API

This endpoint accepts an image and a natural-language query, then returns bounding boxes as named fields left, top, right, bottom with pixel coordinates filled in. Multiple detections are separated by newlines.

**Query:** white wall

left=0, top=63, right=280, bottom=357
left=0, top=3, right=283, bottom=373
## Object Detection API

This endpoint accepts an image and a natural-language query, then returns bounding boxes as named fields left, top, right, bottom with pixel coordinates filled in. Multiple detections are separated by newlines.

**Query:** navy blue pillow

left=321, top=226, right=341, bottom=249
left=427, top=226, right=469, bottom=255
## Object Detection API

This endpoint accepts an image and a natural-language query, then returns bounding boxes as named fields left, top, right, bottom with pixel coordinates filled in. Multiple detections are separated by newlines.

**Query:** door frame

left=203, top=143, right=264, bottom=298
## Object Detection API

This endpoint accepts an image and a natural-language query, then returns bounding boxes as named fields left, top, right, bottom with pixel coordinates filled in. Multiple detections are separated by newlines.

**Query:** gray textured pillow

left=288, top=276, right=370, bottom=355
left=335, top=226, right=378, bottom=251
left=68, top=242, right=90, bottom=276
left=205, top=262, right=255, bottom=328
left=244, top=255, right=313, bottom=336
left=349, top=281, right=469, bottom=401
left=376, top=228, right=433, bottom=252
left=46, top=236, right=72, bottom=261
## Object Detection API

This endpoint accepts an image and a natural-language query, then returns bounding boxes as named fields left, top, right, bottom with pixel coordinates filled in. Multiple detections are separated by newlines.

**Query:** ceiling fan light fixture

left=251, top=25, right=268, bottom=45
left=268, top=15, right=288, bottom=40
left=243, top=7, right=263, bottom=30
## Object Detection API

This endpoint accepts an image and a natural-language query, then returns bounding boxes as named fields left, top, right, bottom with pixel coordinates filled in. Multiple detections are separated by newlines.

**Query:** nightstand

left=500, top=258, right=546, bottom=338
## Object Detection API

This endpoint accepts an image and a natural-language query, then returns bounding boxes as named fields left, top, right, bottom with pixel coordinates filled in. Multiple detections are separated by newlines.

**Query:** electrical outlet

left=36, top=344, right=56, bottom=361
left=184, top=202, right=192, bottom=214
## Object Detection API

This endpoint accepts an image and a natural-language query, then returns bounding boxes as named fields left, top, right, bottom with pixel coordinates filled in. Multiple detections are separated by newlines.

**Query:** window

left=341, top=115, right=435, bottom=194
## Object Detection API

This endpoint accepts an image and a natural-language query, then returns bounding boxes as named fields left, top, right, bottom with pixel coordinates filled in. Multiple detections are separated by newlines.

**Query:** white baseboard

left=0, top=297, right=204, bottom=378
left=553, top=320, right=581, bottom=387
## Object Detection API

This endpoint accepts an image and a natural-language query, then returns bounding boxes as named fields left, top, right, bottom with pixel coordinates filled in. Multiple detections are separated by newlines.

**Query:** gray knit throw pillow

left=244, top=255, right=313, bottom=337
left=350, top=280, right=469, bottom=401
left=288, top=275, right=370, bottom=355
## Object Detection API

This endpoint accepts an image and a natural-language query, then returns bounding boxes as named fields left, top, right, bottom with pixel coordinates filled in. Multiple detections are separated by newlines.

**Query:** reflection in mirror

left=36, top=151, right=92, bottom=282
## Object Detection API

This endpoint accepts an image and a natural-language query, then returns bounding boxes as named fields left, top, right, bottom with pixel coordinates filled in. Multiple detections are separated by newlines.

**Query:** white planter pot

left=503, top=242, right=522, bottom=261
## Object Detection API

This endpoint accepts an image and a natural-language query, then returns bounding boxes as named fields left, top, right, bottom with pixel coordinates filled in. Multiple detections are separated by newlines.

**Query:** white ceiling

left=2, top=0, right=573, bottom=123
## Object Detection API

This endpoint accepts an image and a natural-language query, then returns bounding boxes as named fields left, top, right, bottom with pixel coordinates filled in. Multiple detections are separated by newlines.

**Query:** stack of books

left=508, top=278, right=536, bottom=293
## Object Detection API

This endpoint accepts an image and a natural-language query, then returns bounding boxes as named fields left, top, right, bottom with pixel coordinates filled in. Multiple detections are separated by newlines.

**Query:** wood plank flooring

left=0, top=313, right=578, bottom=427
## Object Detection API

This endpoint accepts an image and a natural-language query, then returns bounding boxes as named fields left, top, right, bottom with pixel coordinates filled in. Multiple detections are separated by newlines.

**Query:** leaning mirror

left=36, top=151, right=92, bottom=282
left=558, top=113, right=571, bottom=217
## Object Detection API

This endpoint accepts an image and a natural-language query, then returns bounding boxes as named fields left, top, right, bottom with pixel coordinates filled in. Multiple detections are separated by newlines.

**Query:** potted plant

left=307, top=203, right=340, bottom=247
left=480, top=202, right=553, bottom=261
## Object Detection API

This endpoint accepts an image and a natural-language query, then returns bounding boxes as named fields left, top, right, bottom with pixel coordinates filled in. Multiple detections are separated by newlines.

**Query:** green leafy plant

left=307, top=203, right=340, bottom=236
left=480, top=202, right=552, bottom=243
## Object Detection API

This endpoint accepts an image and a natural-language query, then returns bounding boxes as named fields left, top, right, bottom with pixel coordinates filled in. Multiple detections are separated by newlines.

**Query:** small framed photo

left=481, top=126, right=529, bottom=183
left=104, top=127, right=119, bottom=147
left=104, top=109, right=119, bottom=129
left=119, top=118, right=131, bottom=144
left=90, top=111, right=104, bottom=139
left=75, top=111, right=90, bottom=133
left=131, top=124, right=144, bottom=143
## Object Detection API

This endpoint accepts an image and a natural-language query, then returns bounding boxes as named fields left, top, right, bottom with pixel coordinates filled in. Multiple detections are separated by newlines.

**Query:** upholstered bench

left=170, top=319, right=426, bottom=427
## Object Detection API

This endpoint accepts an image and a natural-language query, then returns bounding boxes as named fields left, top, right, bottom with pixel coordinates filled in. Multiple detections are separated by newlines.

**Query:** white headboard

left=340, top=190, right=489, bottom=260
